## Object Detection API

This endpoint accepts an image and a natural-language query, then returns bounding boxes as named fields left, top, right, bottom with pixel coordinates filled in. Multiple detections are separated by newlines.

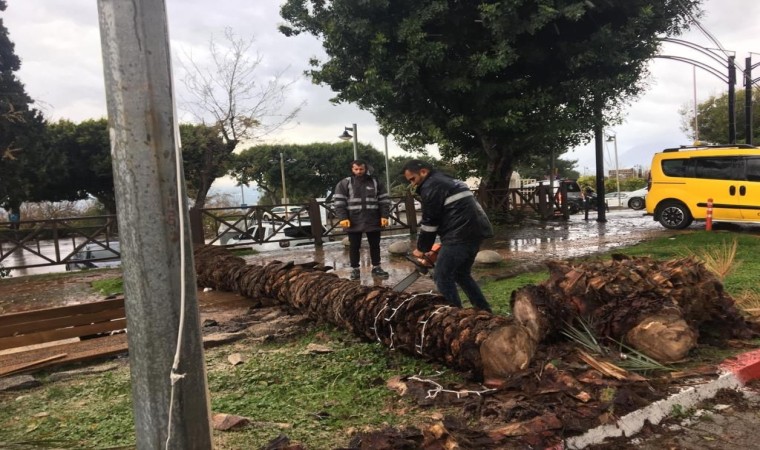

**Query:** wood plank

left=0, top=307, right=126, bottom=338
left=0, top=297, right=124, bottom=327
left=0, top=353, right=67, bottom=377
left=0, top=319, right=127, bottom=351
left=0, top=334, right=129, bottom=376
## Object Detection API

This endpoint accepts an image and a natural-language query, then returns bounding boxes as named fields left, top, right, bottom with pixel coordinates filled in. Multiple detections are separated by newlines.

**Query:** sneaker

left=371, top=266, right=389, bottom=278
left=350, top=268, right=361, bottom=280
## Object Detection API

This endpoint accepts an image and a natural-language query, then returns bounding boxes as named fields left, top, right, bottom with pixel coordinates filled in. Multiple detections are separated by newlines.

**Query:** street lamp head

left=338, top=130, right=353, bottom=141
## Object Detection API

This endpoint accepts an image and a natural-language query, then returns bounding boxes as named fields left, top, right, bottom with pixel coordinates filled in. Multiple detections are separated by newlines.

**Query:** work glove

left=339, top=219, right=351, bottom=228
left=380, top=218, right=389, bottom=227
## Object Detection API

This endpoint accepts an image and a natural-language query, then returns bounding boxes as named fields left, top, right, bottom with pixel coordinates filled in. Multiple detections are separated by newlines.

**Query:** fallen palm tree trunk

left=194, top=245, right=536, bottom=380
left=511, top=254, right=752, bottom=363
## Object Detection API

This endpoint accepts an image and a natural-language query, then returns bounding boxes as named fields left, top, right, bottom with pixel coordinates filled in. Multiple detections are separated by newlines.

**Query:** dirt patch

left=0, top=269, right=121, bottom=314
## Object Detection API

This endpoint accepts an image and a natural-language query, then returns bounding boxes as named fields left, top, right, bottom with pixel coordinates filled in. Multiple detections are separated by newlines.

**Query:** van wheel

left=628, top=197, right=645, bottom=210
left=658, top=201, right=693, bottom=229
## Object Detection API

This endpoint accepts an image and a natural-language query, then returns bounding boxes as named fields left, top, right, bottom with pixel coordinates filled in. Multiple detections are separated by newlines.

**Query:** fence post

left=189, top=207, right=205, bottom=245
left=404, top=194, right=418, bottom=234
left=308, top=199, right=323, bottom=247
left=706, top=198, right=713, bottom=231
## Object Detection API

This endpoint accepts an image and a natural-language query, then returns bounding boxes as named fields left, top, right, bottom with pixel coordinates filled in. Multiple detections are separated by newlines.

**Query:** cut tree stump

left=511, top=254, right=752, bottom=363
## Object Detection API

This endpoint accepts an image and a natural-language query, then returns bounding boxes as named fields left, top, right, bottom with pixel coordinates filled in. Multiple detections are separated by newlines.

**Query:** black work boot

left=371, top=266, right=389, bottom=279
left=350, top=268, right=361, bottom=280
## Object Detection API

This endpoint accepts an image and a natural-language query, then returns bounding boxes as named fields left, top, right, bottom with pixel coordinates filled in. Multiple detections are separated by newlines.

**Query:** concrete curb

left=561, top=348, right=760, bottom=449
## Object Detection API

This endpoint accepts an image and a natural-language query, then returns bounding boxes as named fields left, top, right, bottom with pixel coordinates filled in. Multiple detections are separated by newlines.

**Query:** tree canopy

left=679, top=86, right=760, bottom=145
left=179, top=123, right=231, bottom=207
left=230, top=142, right=391, bottom=203
left=0, top=0, right=48, bottom=215
left=45, top=119, right=114, bottom=212
left=42, top=120, right=239, bottom=214
left=280, top=0, right=701, bottom=193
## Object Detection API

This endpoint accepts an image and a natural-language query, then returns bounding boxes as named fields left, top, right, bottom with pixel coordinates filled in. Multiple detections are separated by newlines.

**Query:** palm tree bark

left=194, top=245, right=538, bottom=380
left=510, top=255, right=752, bottom=363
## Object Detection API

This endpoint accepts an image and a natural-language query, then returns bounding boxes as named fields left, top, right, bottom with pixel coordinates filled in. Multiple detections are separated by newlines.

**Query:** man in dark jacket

left=401, top=159, right=493, bottom=312
left=334, top=160, right=391, bottom=280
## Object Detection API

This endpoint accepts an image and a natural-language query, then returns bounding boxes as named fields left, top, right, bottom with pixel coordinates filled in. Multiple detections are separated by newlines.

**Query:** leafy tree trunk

left=95, top=195, right=117, bottom=216
left=478, top=138, right=515, bottom=209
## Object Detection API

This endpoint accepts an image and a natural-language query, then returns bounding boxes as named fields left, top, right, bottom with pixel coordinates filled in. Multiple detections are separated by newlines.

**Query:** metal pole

left=746, top=56, right=753, bottom=145
left=280, top=152, right=288, bottom=205
left=594, top=103, right=606, bottom=222
left=611, top=136, right=621, bottom=206
left=693, top=65, right=699, bottom=142
left=383, top=134, right=391, bottom=194
left=97, top=1, right=212, bottom=448
left=352, top=122, right=358, bottom=160
left=728, top=55, right=736, bottom=144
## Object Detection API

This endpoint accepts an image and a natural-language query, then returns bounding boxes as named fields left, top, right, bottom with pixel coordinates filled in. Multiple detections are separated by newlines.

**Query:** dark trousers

left=433, top=241, right=492, bottom=312
left=348, top=230, right=381, bottom=268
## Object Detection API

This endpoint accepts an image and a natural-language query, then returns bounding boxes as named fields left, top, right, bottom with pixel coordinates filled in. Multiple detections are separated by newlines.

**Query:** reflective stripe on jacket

left=333, top=175, right=390, bottom=233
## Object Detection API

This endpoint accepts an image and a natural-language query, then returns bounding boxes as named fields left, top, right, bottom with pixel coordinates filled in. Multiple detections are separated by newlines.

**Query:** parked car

left=605, top=191, right=630, bottom=199
left=627, top=187, right=648, bottom=210
left=262, top=206, right=304, bottom=220
left=65, top=242, right=121, bottom=271
left=604, top=192, right=630, bottom=208
left=397, top=199, right=422, bottom=212
left=225, top=221, right=324, bottom=250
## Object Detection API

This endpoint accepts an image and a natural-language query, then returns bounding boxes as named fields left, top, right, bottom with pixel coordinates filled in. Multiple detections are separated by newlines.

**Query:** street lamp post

left=383, top=134, right=391, bottom=194
left=279, top=152, right=288, bottom=206
left=606, top=134, right=621, bottom=207
left=339, top=123, right=359, bottom=160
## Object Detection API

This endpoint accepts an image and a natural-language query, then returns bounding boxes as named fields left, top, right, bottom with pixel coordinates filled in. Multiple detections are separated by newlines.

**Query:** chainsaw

left=392, top=243, right=441, bottom=292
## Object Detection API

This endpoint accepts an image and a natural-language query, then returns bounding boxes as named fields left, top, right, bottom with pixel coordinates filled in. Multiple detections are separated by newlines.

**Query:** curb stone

left=560, top=348, right=760, bottom=449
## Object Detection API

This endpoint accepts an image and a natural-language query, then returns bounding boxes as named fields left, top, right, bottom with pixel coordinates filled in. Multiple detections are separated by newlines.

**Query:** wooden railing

left=0, top=187, right=574, bottom=272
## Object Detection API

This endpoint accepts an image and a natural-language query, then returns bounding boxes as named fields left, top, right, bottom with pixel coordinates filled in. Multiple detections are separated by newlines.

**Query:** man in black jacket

left=401, top=160, right=493, bottom=312
left=334, top=160, right=391, bottom=280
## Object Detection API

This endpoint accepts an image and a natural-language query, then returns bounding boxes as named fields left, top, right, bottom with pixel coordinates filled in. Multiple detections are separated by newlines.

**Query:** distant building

left=609, top=168, right=637, bottom=180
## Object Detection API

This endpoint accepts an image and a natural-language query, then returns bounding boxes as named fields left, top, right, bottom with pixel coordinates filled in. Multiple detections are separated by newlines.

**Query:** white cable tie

left=416, top=305, right=452, bottom=355
left=408, top=375, right=496, bottom=399
left=372, top=305, right=388, bottom=342
left=170, top=371, right=186, bottom=385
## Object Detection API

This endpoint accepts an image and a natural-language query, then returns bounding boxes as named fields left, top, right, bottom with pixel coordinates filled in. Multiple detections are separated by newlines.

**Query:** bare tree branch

left=178, top=27, right=304, bottom=151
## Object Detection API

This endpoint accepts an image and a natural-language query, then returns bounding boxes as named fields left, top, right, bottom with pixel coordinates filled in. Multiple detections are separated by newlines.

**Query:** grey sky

left=4, top=0, right=759, bottom=183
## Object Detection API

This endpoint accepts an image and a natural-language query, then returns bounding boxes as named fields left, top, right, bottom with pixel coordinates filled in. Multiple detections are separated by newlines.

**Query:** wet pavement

left=244, top=208, right=668, bottom=289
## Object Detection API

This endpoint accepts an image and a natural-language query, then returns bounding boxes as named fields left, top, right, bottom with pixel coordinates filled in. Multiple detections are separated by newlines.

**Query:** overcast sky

left=4, top=0, right=760, bottom=188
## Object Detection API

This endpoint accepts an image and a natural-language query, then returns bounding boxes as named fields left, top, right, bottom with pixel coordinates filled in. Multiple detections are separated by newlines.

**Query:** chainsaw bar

left=392, top=254, right=434, bottom=292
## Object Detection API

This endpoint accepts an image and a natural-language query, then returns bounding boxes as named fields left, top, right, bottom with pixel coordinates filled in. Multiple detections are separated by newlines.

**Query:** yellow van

left=646, top=144, right=760, bottom=229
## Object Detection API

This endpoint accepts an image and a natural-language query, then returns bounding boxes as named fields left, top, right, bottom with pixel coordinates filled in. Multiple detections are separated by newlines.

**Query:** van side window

left=694, top=157, right=744, bottom=181
left=661, top=158, right=693, bottom=178
left=747, top=158, right=760, bottom=182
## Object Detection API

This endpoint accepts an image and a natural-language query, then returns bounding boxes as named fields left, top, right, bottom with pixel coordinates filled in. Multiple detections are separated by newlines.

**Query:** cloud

left=4, top=0, right=758, bottom=174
